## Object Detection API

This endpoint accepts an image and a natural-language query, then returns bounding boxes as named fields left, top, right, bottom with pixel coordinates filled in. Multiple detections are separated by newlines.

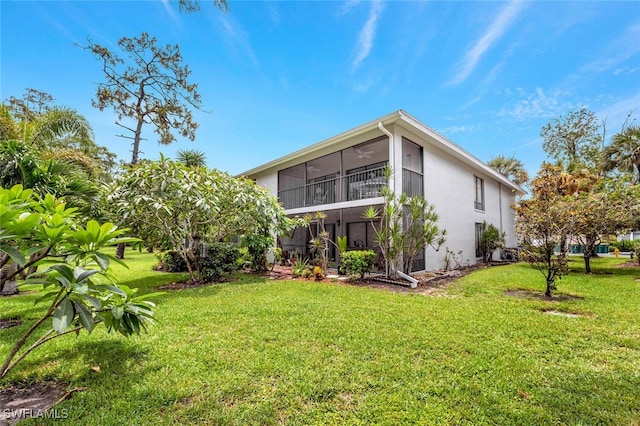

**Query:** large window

left=474, top=176, right=485, bottom=211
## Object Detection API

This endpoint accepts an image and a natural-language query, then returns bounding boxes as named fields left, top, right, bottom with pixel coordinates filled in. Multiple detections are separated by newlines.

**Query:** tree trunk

left=584, top=255, right=592, bottom=274
left=116, top=243, right=126, bottom=260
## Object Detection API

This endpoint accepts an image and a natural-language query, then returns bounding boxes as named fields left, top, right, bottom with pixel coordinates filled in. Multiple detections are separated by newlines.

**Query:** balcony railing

left=402, top=168, right=423, bottom=198
left=278, top=165, right=387, bottom=209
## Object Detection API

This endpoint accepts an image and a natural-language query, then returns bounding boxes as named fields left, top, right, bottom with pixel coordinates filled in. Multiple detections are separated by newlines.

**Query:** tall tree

left=82, top=33, right=203, bottom=165
left=6, top=88, right=54, bottom=121
left=487, top=155, right=529, bottom=186
left=541, top=107, right=603, bottom=171
left=602, top=125, right=640, bottom=183
left=2, top=89, right=117, bottom=177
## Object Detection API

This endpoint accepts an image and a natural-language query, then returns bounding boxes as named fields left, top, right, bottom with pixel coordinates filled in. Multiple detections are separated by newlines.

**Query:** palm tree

left=0, top=140, right=99, bottom=217
left=177, top=149, right=207, bottom=168
left=602, top=126, right=640, bottom=183
left=487, top=155, right=530, bottom=186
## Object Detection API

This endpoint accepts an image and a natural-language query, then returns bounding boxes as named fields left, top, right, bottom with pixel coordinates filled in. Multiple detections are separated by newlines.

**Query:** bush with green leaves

left=478, top=221, right=506, bottom=263
left=0, top=184, right=160, bottom=380
left=340, top=250, right=376, bottom=280
left=242, top=233, right=272, bottom=272
left=633, top=240, right=640, bottom=265
left=157, top=250, right=188, bottom=272
left=157, top=243, right=240, bottom=281
left=199, top=243, right=240, bottom=281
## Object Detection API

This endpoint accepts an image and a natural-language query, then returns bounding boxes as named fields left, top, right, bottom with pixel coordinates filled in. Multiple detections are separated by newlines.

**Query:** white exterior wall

left=398, top=126, right=518, bottom=270
left=242, top=112, right=522, bottom=272
left=255, top=173, right=278, bottom=197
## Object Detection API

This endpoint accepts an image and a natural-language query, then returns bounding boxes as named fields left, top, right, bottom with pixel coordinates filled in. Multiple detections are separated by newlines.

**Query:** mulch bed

left=504, top=289, right=584, bottom=302
left=618, top=260, right=640, bottom=269
left=0, top=381, right=70, bottom=426
left=153, top=262, right=513, bottom=294
left=0, top=317, right=21, bottom=330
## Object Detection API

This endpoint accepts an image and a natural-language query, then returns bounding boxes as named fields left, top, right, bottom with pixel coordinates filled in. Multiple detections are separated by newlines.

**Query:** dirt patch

left=263, top=265, right=297, bottom=280
left=0, top=381, right=69, bottom=425
left=618, top=260, right=640, bottom=268
left=0, top=317, right=21, bottom=330
left=541, top=309, right=591, bottom=318
left=505, top=289, right=584, bottom=301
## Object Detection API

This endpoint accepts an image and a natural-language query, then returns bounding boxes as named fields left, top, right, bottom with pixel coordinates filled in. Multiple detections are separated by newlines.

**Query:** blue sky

left=2, top=1, right=639, bottom=176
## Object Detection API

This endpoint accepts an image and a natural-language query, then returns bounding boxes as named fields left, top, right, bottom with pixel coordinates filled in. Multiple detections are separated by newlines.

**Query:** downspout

left=378, top=122, right=395, bottom=193
left=378, top=122, right=394, bottom=278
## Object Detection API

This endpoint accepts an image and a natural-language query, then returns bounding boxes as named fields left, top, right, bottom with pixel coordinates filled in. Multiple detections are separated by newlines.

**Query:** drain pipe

left=378, top=122, right=394, bottom=278
left=378, top=122, right=395, bottom=193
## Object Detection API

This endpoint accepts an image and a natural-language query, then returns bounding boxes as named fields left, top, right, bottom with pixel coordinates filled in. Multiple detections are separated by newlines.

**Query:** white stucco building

left=240, top=110, right=525, bottom=271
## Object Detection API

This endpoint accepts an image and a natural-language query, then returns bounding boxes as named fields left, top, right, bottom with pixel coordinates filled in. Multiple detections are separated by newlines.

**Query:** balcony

left=278, top=165, right=387, bottom=210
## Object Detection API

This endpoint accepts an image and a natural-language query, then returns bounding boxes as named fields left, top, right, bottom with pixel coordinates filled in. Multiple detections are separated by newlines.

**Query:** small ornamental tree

left=478, top=221, right=506, bottom=264
left=110, top=157, right=298, bottom=283
left=306, top=211, right=331, bottom=274
left=0, top=185, right=159, bottom=380
left=364, top=168, right=446, bottom=277
left=513, top=164, right=573, bottom=297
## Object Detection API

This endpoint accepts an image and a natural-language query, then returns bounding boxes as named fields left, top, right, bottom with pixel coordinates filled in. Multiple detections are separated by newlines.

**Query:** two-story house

left=240, top=110, right=525, bottom=271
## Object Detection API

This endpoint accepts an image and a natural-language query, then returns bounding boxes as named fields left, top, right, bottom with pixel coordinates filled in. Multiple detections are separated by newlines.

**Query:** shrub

left=200, top=243, right=240, bottom=282
left=341, top=250, right=376, bottom=280
left=478, top=221, right=506, bottom=263
left=292, top=258, right=310, bottom=278
left=633, top=240, right=640, bottom=265
left=242, top=233, right=271, bottom=272
left=313, top=265, right=324, bottom=280
left=157, top=250, right=188, bottom=272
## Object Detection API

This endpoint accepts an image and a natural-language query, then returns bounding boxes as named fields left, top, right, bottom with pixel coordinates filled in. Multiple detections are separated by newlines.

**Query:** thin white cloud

left=352, top=0, right=384, bottom=71
left=614, top=66, right=640, bottom=76
left=597, top=92, right=640, bottom=133
left=448, top=1, right=525, bottom=86
left=219, top=15, right=259, bottom=67
left=581, top=23, right=640, bottom=74
left=161, top=0, right=181, bottom=28
left=499, top=87, right=575, bottom=121
left=339, top=0, right=360, bottom=16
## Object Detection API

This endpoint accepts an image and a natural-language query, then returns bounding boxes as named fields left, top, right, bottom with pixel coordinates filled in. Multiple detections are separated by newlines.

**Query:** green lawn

left=2, top=253, right=640, bottom=425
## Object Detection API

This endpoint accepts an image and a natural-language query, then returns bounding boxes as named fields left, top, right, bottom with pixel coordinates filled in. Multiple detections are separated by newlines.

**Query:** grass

left=1, top=252, right=639, bottom=425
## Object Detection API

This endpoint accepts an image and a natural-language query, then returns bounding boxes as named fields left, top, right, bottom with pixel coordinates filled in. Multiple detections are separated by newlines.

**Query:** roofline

left=395, top=110, right=526, bottom=194
left=238, top=109, right=525, bottom=195
left=237, top=110, right=403, bottom=177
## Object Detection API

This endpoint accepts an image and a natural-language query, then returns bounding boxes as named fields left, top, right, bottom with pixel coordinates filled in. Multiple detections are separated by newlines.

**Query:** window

left=474, top=176, right=485, bottom=211
left=475, top=222, right=483, bottom=258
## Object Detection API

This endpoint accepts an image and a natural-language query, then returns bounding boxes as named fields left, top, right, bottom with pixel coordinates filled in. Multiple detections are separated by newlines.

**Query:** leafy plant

left=292, top=258, right=310, bottom=278
left=156, top=250, right=188, bottom=272
left=312, top=265, right=324, bottom=281
left=340, top=250, right=376, bottom=280
left=0, top=185, right=159, bottom=380
left=478, top=221, right=506, bottom=263
left=199, top=243, right=239, bottom=281
left=242, top=233, right=272, bottom=272
left=364, top=167, right=445, bottom=277
left=443, top=248, right=465, bottom=271
left=336, top=236, right=347, bottom=254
